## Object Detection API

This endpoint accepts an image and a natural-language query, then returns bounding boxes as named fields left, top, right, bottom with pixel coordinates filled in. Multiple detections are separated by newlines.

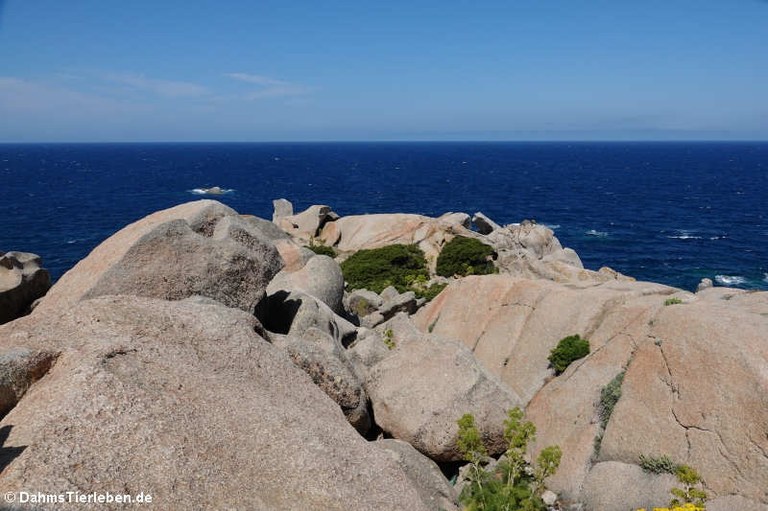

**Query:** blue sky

left=0, top=0, right=766, bottom=142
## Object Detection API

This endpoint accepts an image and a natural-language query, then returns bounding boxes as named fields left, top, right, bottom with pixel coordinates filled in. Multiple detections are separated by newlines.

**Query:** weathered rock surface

left=472, top=211, right=502, bottom=234
left=268, top=254, right=345, bottom=313
left=0, top=296, right=433, bottom=511
left=36, top=200, right=282, bottom=315
left=0, top=347, right=58, bottom=417
left=413, top=273, right=768, bottom=508
left=274, top=203, right=338, bottom=242
left=345, top=289, right=383, bottom=317
left=318, top=213, right=476, bottom=269
left=0, top=252, right=51, bottom=324
left=376, top=439, right=460, bottom=511
left=365, top=314, right=520, bottom=461
left=260, top=290, right=358, bottom=347
left=273, top=328, right=370, bottom=434
left=581, top=461, right=676, bottom=511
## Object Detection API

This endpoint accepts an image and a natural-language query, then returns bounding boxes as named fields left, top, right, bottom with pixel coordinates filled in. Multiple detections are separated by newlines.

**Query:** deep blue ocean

left=1, top=142, right=766, bottom=292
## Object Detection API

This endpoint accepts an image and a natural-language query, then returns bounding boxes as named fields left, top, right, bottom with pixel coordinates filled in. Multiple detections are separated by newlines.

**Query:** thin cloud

left=104, top=73, right=208, bottom=98
left=226, top=72, right=312, bottom=100
left=0, top=76, right=137, bottom=115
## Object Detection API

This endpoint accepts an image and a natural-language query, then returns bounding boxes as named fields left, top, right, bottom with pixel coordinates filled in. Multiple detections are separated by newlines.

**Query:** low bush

left=639, top=454, right=678, bottom=475
left=340, top=244, right=428, bottom=294
left=307, top=238, right=336, bottom=257
left=548, top=334, right=590, bottom=374
left=436, top=236, right=496, bottom=277
left=664, top=297, right=683, bottom=306
left=457, top=408, right=562, bottom=511
left=637, top=462, right=708, bottom=511
left=308, top=244, right=336, bottom=257
left=598, top=371, right=625, bottom=429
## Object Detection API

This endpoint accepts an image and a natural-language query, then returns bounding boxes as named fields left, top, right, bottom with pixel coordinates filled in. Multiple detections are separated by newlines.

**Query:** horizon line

left=1, top=139, right=767, bottom=145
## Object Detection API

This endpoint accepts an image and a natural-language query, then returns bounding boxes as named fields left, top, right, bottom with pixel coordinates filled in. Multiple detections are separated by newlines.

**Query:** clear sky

left=1, top=0, right=766, bottom=142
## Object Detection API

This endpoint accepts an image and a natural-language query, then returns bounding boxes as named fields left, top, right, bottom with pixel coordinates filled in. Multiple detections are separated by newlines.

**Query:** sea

left=1, top=142, right=766, bottom=292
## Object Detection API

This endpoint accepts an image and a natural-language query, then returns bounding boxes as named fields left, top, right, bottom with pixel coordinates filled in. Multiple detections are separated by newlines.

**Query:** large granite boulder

left=0, top=252, right=51, bottom=324
left=36, top=200, right=282, bottom=315
left=273, top=202, right=338, bottom=242
left=267, top=254, right=345, bottom=314
left=0, top=296, right=434, bottom=511
left=365, top=314, right=520, bottom=462
left=272, top=328, right=370, bottom=434
left=317, top=213, right=476, bottom=269
left=413, top=274, right=768, bottom=509
left=376, top=439, right=460, bottom=511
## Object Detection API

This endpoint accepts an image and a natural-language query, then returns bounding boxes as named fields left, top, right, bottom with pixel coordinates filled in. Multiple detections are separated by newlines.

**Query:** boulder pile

left=0, top=198, right=765, bottom=511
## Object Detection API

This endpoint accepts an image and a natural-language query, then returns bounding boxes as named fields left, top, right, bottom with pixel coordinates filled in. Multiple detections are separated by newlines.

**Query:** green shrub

left=639, top=454, right=678, bottom=475
left=598, top=371, right=625, bottom=429
left=664, top=297, right=683, bottom=306
left=308, top=244, right=336, bottom=257
left=670, top=464, right=708, bottom=508
left=457, top=408, right=561, bottom=511
left=548, top=335, right=590, bottom=374
left=340, top=244, right=428, bottom=294
left=382, top=328, right=396, bottom=350
left=436, top=236, right=496, bottom=277
left=307, top=237, right=337, bottom=257
left=414, top=282, right=448, bottom=302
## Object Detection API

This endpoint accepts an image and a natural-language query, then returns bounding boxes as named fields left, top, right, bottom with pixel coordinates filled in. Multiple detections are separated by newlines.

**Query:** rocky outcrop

left=472, top=211, right=502, bottom=234
left=414, top=273, right=768, bottom=509
left=273, top=200, right=339, bottom=242
left=272, top=328, right=371, bottom=434
left=268, top=254, right=345, bottom=314
left=0, top=296, right=434, bottom=511
left=365, top=314, right=520, bottom=462
left=317, top=213, right=475, bottom=269
left=376, top=439, right=460, bottom=511
left=0, top=252, right=51, bottom=324
left=36, top=200, right=282, bottom=315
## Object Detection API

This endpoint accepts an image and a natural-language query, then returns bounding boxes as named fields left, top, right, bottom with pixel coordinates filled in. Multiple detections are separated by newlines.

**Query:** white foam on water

left=585, top=229, right=608, bottom=237
left=666, top=229, right=702, bottom=240
left=763, top=273, right=768, bottom=284
left=715, top=275, right=748, bottom=286
left=189, top=187, right=234, bottom=196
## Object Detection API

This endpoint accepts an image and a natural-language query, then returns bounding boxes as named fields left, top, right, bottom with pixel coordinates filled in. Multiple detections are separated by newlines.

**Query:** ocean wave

left=764, top=273, right=768, bottom=284
left=189, top=186, right=234, bottom=196
left=666, top=229, right=702, bottom=240
left=585, top=229, right=608, bottom=237
left=542, top=224, right=561, bottom=230
left=715, top=275, right=748, bottom=286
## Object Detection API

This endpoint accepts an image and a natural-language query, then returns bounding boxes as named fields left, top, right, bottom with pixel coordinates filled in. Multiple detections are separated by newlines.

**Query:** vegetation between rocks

left=664, top=297, right=684, bottom=306
left=598, top=371, right=625, bottom=429
left=340, top=244, right=428, bottom=294
left=637, top=461, right=708, bottom=510
left=547, top=334, right=590, bottom=375
left=457, top=408, right=562, bottom=511
left=436, top=236, right=497, bottom=277
left=307, top=237, right=337, bottom=257
left=639, top=454, right=678, bottom=475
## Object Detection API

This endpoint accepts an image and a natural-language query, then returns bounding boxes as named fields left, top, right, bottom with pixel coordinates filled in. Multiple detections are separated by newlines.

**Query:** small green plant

left=307, top=237, right=337, bottom=257
left=664, top=297, right=683, bottom=306
left=340, top=244, right=428, bottom=294
left=382, top=328, right=395, bottom=350
left=598, top=371, right=625, bottom=429
left=548, top=334, right=590, bottom=375
left=670, top=465, right=708, bottom=508
left=457, top=408, right=561, bottom=511
left=436, top=236, right=496, bottom=277
left=639, top=454, right=678, bottom=475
